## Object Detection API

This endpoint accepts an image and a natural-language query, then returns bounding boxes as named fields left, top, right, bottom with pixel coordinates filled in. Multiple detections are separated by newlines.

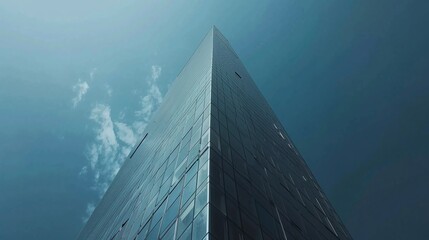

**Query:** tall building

left=78, top=27, right=352, bottom=240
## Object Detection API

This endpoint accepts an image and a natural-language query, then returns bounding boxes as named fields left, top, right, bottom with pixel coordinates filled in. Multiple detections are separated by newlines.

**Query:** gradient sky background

left=1, top=0, right=428, bottom=239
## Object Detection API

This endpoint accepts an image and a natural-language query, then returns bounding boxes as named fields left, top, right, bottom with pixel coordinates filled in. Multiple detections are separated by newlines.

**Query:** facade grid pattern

left=77, top=27, right=352, bottom=240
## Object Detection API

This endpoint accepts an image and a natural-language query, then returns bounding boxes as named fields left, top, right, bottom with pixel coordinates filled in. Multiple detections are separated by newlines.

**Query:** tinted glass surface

left=78, top=27, right=352, bottom=240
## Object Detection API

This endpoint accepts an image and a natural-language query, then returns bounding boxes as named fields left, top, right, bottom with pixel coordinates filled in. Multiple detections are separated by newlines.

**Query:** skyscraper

left=78, top=27, right=352, bottom=240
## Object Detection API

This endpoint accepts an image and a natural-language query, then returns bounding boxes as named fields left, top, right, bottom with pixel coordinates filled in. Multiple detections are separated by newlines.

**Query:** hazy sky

left=0, top=0, right=428, bottom=239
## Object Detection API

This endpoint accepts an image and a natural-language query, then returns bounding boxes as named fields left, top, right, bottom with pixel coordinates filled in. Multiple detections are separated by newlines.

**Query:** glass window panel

left=178, top=223, right=192, bottom=240
left=161, top=197, right=181, bottom=234
left=136, top=220, right=150, bottom=240
left=210, top=162, right=224, bottom=188
left=228, top=220, right=243, bottom=240
left=210, top=184, right=226, bottom=215
left=230, top=136, right=245, bottom=160
left=128, top=211, right=144, bottom=238
left=202, top=115, right=210, bottom=135
left=197, top=161, right=209, bottom=188
left=237, top=186, right=257, bottom=218
left=188, top=142, right=200, bottom=163
left=194, top=114, right=203, bottom=129
left=200, top=129, right=210, bottom=151
left=168, top=178, right=184, bottom=208
left=160, top=221, right=176, bottom=240
left=173, top=159, right=187, bottom=184
left=199, top=148, right=209, bottom=166
left=168, top=144, right=180, bottom=165
left=186, top=160, right=199, bottom=183
left=256, top=202, right=277, bottom=238
left=191, top=126, right=202, bottom=148
left=203, top=103, right=211, bottom=119
left=220, top=141, right=231, bottom=163
left=141, top=198, right=156, bottom=227
left=219, top=111, right=227, bottom=127
left=235, top=172, right=252, bottom=193
left=163, top=165, right=176, bottom=185
left=226, top=196, right=241, bottom=227
left=195, top=101, right=204, bottom=116
left=222, top=162, right=234, bottom=181
left=193, top=204, right=209, bottom=240
left=178, top=144, right=190, bottom=167
left=232, top=150, right=248, bottom=178
left=195, top=185, right=208, bottom=217
left=157, top=162, right=168, bottom=182
left=241, top=212, right=262, bottom=240
left=210, top=205, right=228, bottom=240
left=210, top=130, right=221, bottom=153
left=224, top=173, right=237, bottom=200
left=146, top=219, right=161, bottom=240
left=182, top=175, right=197, bottom=207
left=158, top=179, right=172, bottom=202
left=151, top=199, right=167, bottom=229
left=182, top=128, right=192, bottom=146
left=177, top=200, right=194, bottom=237
left=325, top=217, right=338, bottom=236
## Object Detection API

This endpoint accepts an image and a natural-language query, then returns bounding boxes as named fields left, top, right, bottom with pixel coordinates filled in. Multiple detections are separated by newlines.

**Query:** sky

left=0, top=0, right=428, bottom=239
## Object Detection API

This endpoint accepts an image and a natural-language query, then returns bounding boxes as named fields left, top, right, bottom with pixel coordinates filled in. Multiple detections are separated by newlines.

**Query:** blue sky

left=0, top=0, right=428, bottom=239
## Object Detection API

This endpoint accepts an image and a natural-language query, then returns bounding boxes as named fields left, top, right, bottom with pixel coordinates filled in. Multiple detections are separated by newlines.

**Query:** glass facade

left=78, top=27, right=352, bottom=240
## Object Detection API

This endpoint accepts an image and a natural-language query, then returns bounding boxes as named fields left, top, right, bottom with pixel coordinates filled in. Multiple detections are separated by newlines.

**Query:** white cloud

left=85, top=104, right=125, bottom=195
left=87, top=144, right=99, bottom=170
left=149, top=84, right=163, bottom=105
left=79, top=166, right=88, bottom=176
left=90, top=104, right=118, bottom=157
left=118, top=111, right=126, bottom=120
left=72, top=79, right=89, bottom=108
left=106, top=84, right=113, bottom=97
left=135, top=65, right=163, bottom=121
left=82, top=202, right=95, bottom=223
left=135, top=95, right=154, bottom=120
left=83, top=102, right=153, bottom=196
left=90, top=68, right=97, bottom=81
left=114, top=122, right=137, bottom=146
left=80, top=65, right=164, bottom=219
left=151, top=65, right=162, bottom=81
left=133, top=121, right=148, bottom=136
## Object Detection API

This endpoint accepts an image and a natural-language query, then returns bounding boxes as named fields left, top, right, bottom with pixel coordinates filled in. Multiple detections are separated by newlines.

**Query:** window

left=182, top=175, right=196, bottom=207
left=195, top=185, right=208, bottom=217
left=193, top=204, right=209, bottom=240
left=160, top=197, right=180, bottom=233
left=130, top=133, right=148, bottom=158
left=210, top=205, right=228, bottom=240
left=325, top=217, right=338, bottom=236
left=278, top=132, right=286, bottom=140
left=177, top=200, right=194, bottom=236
